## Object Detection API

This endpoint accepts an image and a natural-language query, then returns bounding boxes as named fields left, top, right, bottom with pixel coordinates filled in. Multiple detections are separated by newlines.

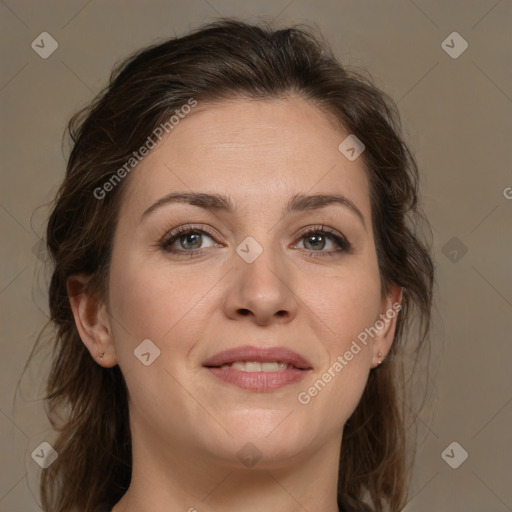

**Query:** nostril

left=238, top=309, right=251, bottom=316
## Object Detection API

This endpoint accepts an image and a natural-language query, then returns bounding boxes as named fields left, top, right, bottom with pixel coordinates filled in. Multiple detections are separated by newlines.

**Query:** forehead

left=119, top=97, right=371, bottom=220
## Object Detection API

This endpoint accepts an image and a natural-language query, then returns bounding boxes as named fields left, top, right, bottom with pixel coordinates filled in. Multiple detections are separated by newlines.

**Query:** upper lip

left=202, top=345, right=312, bottom=370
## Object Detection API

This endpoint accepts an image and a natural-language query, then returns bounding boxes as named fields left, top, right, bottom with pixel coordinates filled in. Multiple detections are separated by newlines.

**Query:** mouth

left=202, top=345, right=312, bottom=392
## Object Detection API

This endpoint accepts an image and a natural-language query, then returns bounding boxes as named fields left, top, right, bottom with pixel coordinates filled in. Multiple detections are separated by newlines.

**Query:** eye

left=159, top=224, right=351, bottom=258
left=160, top=225, right=218, bottom=256
left=294, top=225, right=351, bottom=256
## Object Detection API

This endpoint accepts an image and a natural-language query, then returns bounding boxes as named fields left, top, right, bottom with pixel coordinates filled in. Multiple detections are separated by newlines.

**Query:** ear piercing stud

left=377, top=352, right=383, bottom=365
left=99, top=352, right=104, bottom=360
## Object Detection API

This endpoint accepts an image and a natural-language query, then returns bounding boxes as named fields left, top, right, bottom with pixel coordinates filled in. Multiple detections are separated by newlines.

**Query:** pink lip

left=202, top=345, right=312, bottom=392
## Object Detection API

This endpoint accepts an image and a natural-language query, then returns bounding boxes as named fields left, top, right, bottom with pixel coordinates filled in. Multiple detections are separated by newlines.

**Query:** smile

left=202, top=345, right=312, bottom=392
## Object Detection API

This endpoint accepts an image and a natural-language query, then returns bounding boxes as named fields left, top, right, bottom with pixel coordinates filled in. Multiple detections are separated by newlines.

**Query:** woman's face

left=104, top=97, right=398, bottom=469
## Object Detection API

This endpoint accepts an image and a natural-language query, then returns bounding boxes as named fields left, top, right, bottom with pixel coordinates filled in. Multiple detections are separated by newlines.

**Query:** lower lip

left=206, top=366, right=309, bottom=391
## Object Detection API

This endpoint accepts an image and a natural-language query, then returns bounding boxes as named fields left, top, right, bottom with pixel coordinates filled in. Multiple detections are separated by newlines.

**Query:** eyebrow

left=140, top=191, right=366, bottom=228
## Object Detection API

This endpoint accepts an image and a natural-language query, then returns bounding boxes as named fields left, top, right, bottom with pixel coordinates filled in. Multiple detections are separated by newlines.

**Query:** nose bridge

left=237, top=232, right=289, bottom=297
left=224, top=232, right=297, bottom=323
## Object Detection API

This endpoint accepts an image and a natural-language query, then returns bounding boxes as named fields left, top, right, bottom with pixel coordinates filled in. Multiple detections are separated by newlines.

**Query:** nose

left=223, top=245, right=298, bottom=326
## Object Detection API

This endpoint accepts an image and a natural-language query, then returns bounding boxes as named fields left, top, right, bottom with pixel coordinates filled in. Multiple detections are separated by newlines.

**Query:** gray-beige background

left=1, top=1, right=511, bottom=511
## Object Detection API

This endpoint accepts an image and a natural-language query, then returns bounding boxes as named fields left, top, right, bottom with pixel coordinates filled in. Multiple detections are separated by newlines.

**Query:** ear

left=67, top=273, right=117, bottom=368
left=370, top=284, right=403, bottom=368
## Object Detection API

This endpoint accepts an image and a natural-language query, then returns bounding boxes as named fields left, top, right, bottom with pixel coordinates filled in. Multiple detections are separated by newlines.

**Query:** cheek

left=292, top=261, right=381, bottom=423
left=107, top=253, right=221, bottom=363
left=109, top=260, right=188, bottom=351
left=301, top=259, right=382, bottom=347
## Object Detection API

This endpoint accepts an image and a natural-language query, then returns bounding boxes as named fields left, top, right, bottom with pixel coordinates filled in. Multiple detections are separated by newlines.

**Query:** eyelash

left=159, top=224, right=352, bottom=258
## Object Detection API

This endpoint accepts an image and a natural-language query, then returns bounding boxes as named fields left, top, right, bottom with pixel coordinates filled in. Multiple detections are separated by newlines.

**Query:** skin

left=68, top=96, right=401, bottom=512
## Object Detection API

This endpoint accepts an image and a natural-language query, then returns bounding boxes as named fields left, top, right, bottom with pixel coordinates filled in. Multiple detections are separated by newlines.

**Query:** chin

left=200, top=409, right=317, bottom=465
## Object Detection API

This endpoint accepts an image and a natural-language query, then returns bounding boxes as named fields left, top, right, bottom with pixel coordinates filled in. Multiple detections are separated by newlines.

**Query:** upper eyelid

left=162, top=224, right=349, bottom=249
left=162, top=224, right=220, bottom=243
left=162, top=224, right=344, bottom=239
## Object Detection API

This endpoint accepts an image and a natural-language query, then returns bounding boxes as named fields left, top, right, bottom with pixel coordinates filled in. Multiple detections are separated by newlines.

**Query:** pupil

left=182, top=233, right=201, bottom=249
left=306, top=234, right=325, bottom=250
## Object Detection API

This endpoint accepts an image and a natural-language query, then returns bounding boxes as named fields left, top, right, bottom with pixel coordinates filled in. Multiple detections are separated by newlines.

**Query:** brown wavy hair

left=32, top=19, right=434, bottom=512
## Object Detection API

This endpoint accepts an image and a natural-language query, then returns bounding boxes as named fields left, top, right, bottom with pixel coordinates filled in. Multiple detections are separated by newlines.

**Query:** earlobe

left=371, top=284, right=403, bottom=368
left=66, top=274, right=117, bottom=367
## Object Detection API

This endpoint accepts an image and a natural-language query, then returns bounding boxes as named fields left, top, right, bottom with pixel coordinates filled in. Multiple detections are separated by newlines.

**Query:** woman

left=37, top=19, right=433, bottom=512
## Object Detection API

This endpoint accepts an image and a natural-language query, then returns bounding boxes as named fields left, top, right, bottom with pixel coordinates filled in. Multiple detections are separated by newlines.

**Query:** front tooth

left=229, top=361, right=289, bottom=372
left=245, top=362, right=262, bottom=372
left=261, top=362, right=279, bottom=372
